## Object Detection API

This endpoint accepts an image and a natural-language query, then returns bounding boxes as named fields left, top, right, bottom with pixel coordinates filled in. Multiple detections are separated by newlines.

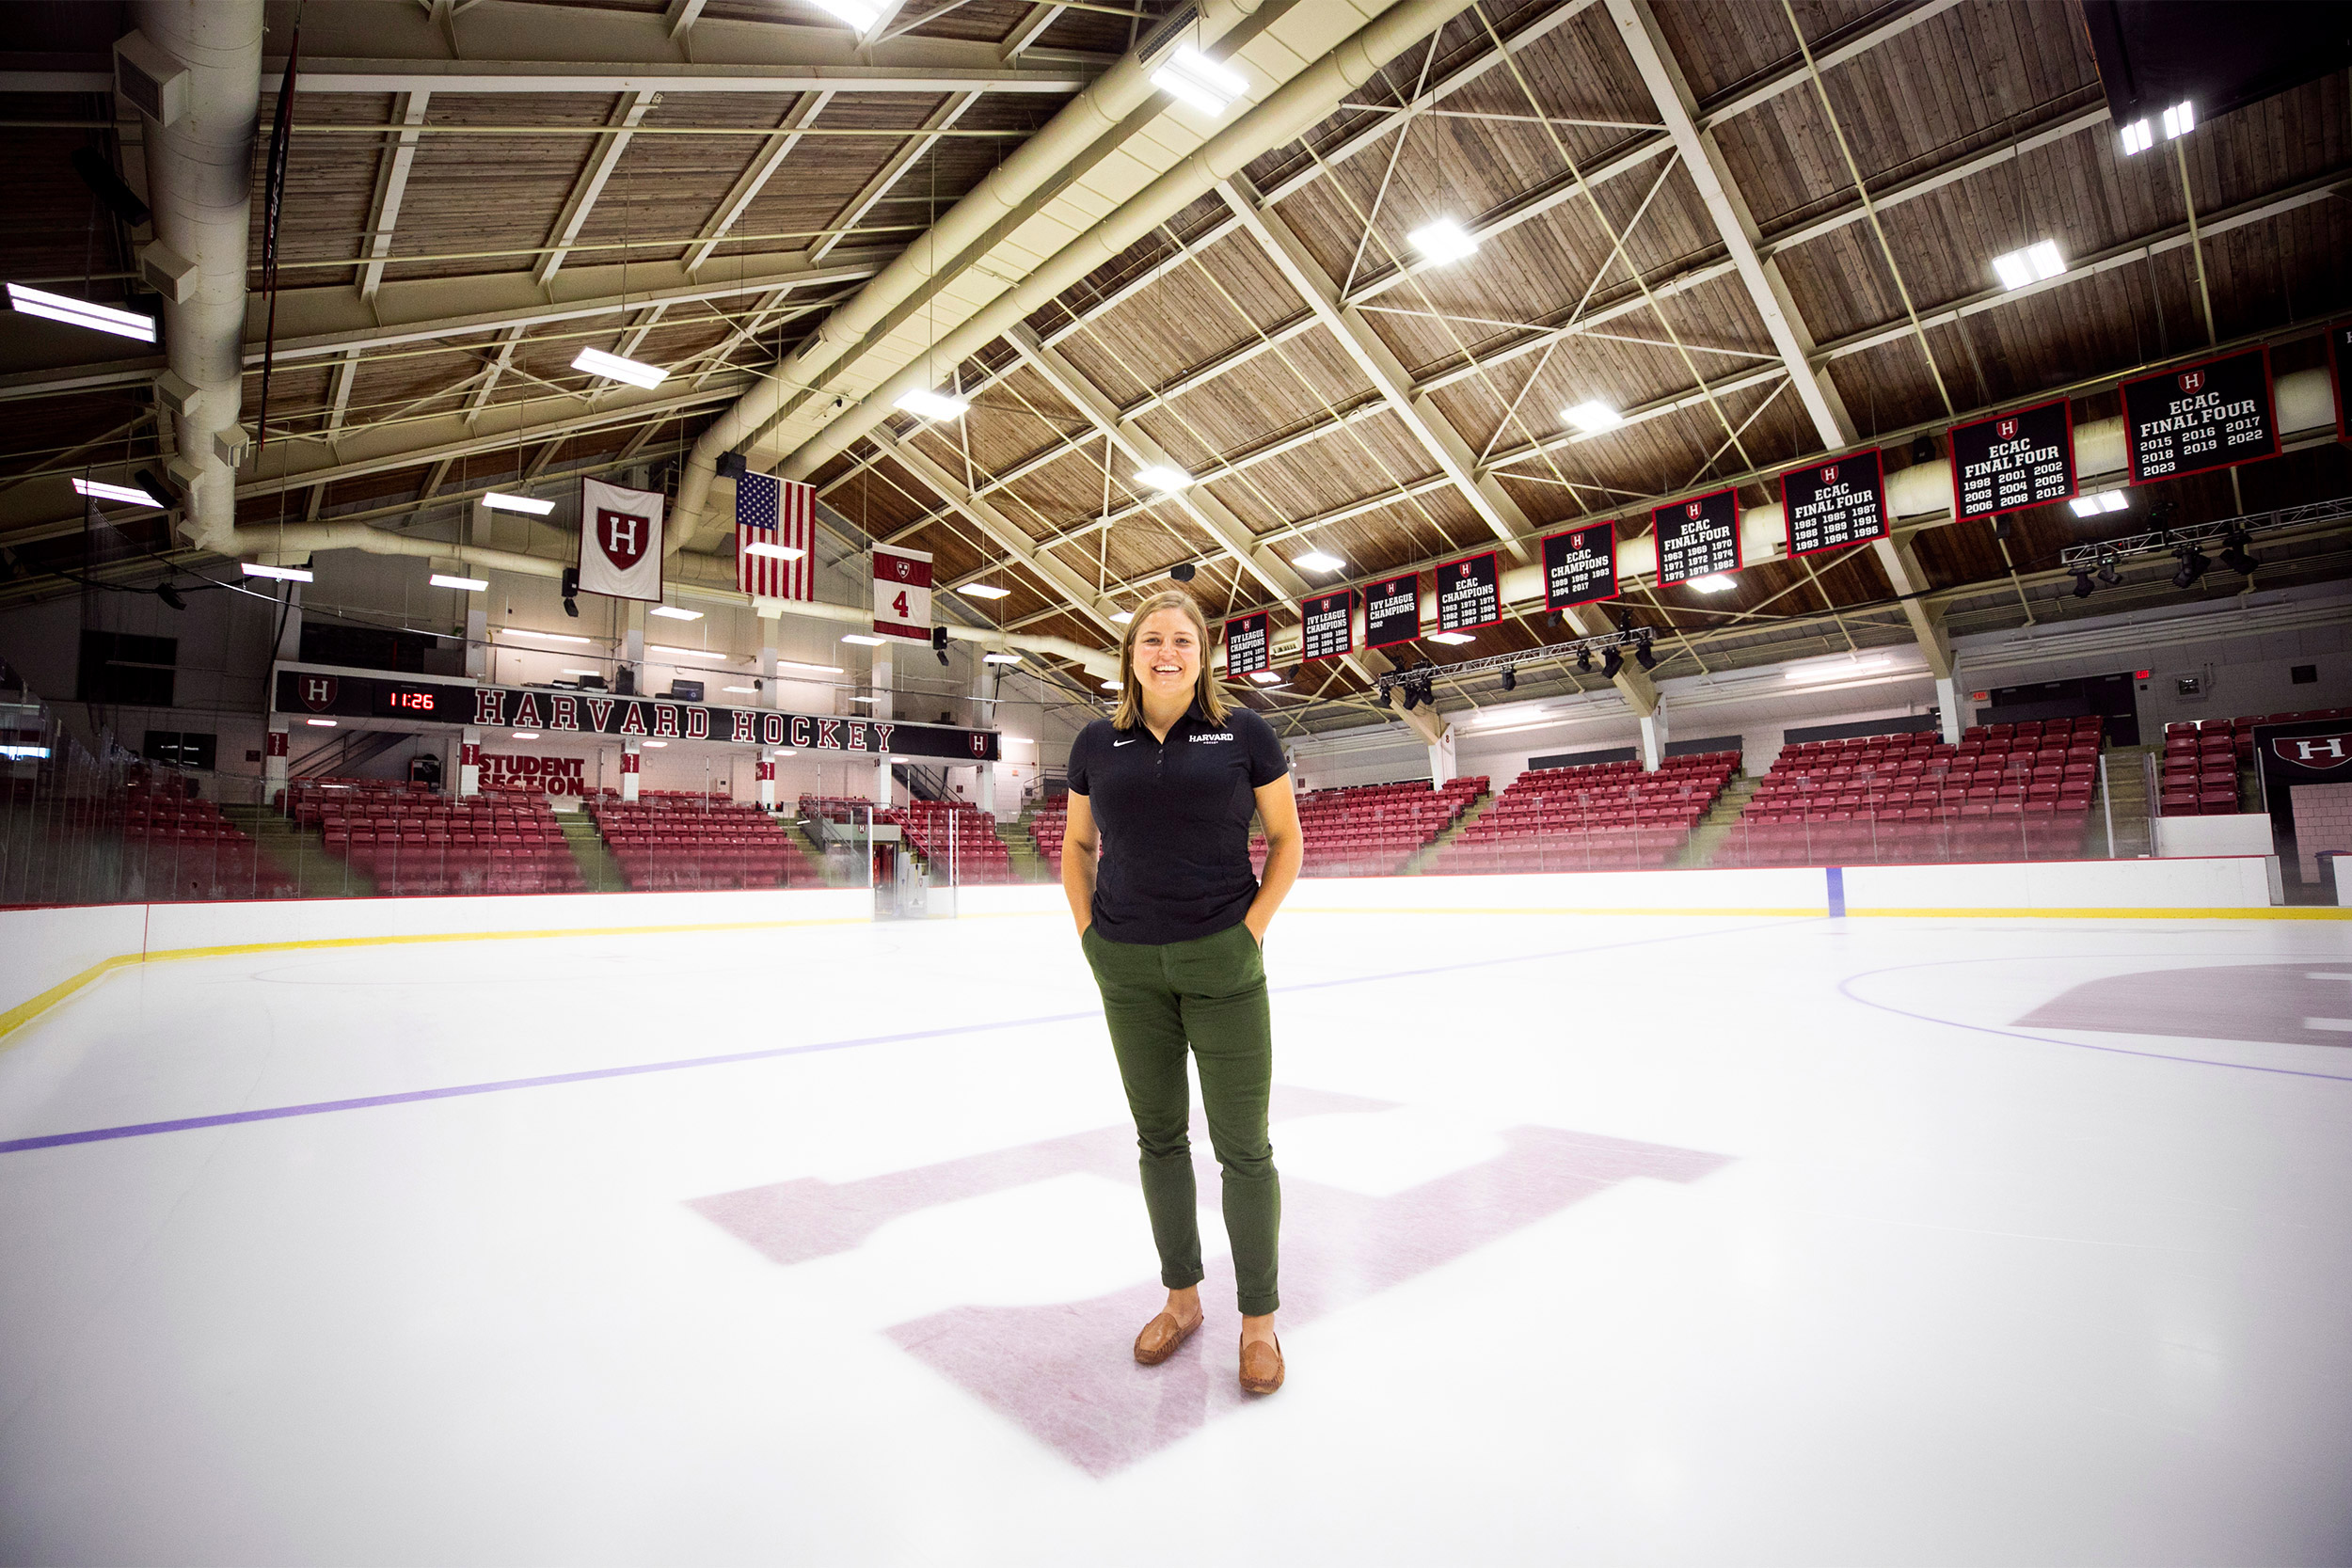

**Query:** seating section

left=1269, top=777, right=1487, bottom=878
left=1030, top=794, right=1072, bottom=877
left=1721, top=720, right=2099, bottom=865
left=118, top=786, right=293, bottom=900
left=1434, top=753, right=1735, bottom=874
left=2158, top=707, right=2352, bottom=816
left=897, top=799, right=1016, bottom=882
left=594, top=800, right=816, bottom=890
left=305, top=789, right=583, bottom=895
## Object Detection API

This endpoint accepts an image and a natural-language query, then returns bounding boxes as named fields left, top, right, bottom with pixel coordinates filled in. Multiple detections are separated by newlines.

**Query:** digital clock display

left=371, top=685, right=458, bottom=720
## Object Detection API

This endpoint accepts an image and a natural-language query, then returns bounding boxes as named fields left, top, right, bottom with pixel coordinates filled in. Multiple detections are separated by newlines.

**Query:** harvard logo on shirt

left=1189, top=732, right=1236, bottom=743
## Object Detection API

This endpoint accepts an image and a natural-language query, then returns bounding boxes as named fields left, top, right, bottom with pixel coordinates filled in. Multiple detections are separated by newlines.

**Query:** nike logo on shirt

left=1114, top=738, right=1136, bottom=747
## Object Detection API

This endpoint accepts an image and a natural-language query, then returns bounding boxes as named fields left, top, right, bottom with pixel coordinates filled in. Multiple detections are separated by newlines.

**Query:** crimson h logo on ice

left=300, top=674, right=338, bottom=712
left=1997, top=417, right=2019, bottom=440
left=2180, top=370, right=2205, bottom=394
left=2274, top=733, right=2352, bottom=769
left=596, top=509, right=650, bottom=572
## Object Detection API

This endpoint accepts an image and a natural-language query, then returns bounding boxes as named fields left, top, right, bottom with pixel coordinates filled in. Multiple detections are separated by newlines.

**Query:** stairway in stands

left=1000, top=806, right=1052, bottom=881
left=1678, top=773, right=1760, bottom=868
left=218, top=800, right=375, bottom=895
left=558, top=812, right=628, bottom=892
left=1400, top=787, right=1496, bottom=875
left=2099, top=744, right=2158, bottom=858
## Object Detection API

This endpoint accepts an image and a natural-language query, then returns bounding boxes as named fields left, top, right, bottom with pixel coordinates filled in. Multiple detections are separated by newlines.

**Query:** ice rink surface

left=3, top=907, right=2350, bottom=1566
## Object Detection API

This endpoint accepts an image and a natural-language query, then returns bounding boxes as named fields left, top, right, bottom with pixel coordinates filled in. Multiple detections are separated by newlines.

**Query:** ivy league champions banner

left=578, top=477, right=666, bottom=601
left=873, top=546, right=932, bottom=641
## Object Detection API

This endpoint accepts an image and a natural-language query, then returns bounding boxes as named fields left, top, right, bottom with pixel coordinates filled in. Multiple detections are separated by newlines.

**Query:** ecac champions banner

left=578, top=477, right=666, bottom=602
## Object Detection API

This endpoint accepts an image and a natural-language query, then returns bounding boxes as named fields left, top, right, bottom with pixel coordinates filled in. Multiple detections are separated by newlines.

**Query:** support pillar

left=1426, top=725, right=1456, bottom=787
left=871, top=644, right=895, bottom=721
left=1934, top=672, right=1966, bottom=745
left=263, top=721, right=289, bottom=795
left=756, top=747, right=778, bottom=810
left=976, top=762, right=996, bottom=818
left=463, top=597, right=488, bottom=680
left=872, top=750, right=894, bottom=809
left=274, top=583, right=303, bottom=662
left=458, top=726, right=482, bottom=799
left=1639, top=701, right=1670, bottom=772
left=621, top=601, right=645, bottom=696
left=621, top=736, right=642, bottom=801
left=758, top=609, right=783, bottom=706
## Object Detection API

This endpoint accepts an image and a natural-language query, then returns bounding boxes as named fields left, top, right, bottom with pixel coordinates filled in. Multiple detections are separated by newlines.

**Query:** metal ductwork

left=126, top=0, right=263, bottom=555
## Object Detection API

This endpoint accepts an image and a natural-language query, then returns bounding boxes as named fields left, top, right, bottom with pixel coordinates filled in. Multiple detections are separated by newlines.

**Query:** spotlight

left=2070, top=567, right=2095, bottom=599
left=1398, top=682, right=1421, bottom=711
left=1500, top=666, right=1517, bottom=692
left=154, top=580, right=185, bottom=610
left=2095, top=549, right=2121, bottom=587
left=1375, top=683, right=1391, bottom=708
left=1910, top=433, right=1937, bottom=465
left=2218, top=530, right=2261, bottom=575
left=2171, top=544, right=2210, bottom=589
left=1170, top=561, right=1197, bottom=582
left=1633, top=633, right=1657, bottom=672
left=1576, top=646, right=1592, bottom=674
left=561, top=565, right=580, bottom=617
left=1601, top=644, right=1624, bottom=679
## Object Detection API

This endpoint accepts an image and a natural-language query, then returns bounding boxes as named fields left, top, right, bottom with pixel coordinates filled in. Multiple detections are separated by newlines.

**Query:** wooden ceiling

left=4, top=0, right=2348, bottom=730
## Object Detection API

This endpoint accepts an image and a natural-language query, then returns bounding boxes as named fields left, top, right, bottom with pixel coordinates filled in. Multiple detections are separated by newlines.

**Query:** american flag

left=735, top=469, right=815, bottom=600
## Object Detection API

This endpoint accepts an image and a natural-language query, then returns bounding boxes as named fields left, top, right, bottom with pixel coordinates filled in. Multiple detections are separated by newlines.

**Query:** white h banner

left=872, top=546, right=932, bottom=641
left=578, top=477, right=666, bottom=602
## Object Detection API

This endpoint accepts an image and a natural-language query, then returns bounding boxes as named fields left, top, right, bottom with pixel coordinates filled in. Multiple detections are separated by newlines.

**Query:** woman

left=1062, top=589, right=1303, bottom=1395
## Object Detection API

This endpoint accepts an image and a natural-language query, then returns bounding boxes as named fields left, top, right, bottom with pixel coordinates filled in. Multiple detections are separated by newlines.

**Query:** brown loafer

left=1133, top=1311, right=1201, bottom=1366
left=1239, top=1333, right=1284, bottom=1395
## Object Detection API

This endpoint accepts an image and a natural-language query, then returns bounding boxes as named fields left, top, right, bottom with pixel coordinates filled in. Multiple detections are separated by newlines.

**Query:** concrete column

left=976, top=762, right=996, bottom=817
left=758, top=609, right=783, bottom=707
left=1426, top=725, right=1456, bottom=787
left=1934, top=672, right=1966, bottom=745
left=871, top=643, right=895, bottom=721
left=621, top=736, right=642, bottom=801
left=274, top=582, right=303, bottom=661
left=872, top=750, right=894, bottom=809
left=622, top=601, right=645, bottom=696
left=1639, top=700, right=1670, bottom=771
left=263, top=720, right=289, bottom=795
left=756, top=747, right=778, bottom=810
left=463, top=598, right=488, bottom=680
left=458, top=725, right=482, bottom=798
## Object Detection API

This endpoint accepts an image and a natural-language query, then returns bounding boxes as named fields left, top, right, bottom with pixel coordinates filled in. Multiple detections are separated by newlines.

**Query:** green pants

left=1081, top=920, right=1280, bottom=1316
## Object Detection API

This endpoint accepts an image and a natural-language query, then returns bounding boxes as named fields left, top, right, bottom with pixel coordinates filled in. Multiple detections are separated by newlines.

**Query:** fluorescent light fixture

left=512, top=732, right=539, bottom=740
left=429, top=572, right=489, bottom=591
left=774, top=659, right=844, bottom=675
left=741, top=541, right=805, bottom=562
left=893, top=388, right=969, bottom=420
left=1101, top=679, right=1121, bottom=691
left=1562, top=401, right=1621, bottom=434
left=0, top=744, right=52, bottom=760
left=1247, top=670, right=1286, bottom=686
left=482, top=491, right=555, bottom=515
left=561, top=668, right=603, bottom=677
left=1992, top=239, right=2065, bottom=291
left=647, top=644, right=738, bottom=659
left=1110, top=610, right=1134, bottom=625
left=1785, top=654, right=1894, bottom=685
left=1427, top=630, right=1475, bottom=645
left=649, top=605, right=703, bottom=621
left=1134, top=465, right=1192, bottom=493
left=1407, top=218, right=1479, bottom=264
left=960, top=583, right=1011, bottom=599
left=571, top=346, right=667, bottom=388
left=849, top=694, right=878, bottom=703
left=7, top=282, right=155, bottom=342
left=1151, top=47, right=1248, bottom=116
left=240, top=561, right=313, bottom=582
left=305, top=718, right=337, bottom=727
left=2161, top=100, right=2193, bottom=140
left=984, top=652, right=1023, bottom=666
left=809, top=0, right=879, bottom=26
left=841, top=633, right=887, bottom=646
left=1292, top=550, right=1345, bottom=574
left=71, top=476, right=163, bottom=507
left=1686, top=574, right=1736, bottom=593
left=723, top=686, right=758, bottom=694
left=2069, top=490, right=2130, bottom=517
left=2120, top=118, right=2153, bottom=156
left=501, top=626, right=592, bottom=644
left=643, top=739, right=668, bottom=748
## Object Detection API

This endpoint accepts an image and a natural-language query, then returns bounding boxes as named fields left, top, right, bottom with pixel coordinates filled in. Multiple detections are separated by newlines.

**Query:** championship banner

left=872, top=546, right=932, bottom=641
left=1224, top=610, right=1271, bottom=678
left=1949, top=398, right=2075, bottom=523
left=1542, top=522, right=1615, bottom=610
left=579, top=477, right=665, bottom=602
left=2330, top=319, right=2352, bottom=443
left=1781, top=449, right=1888, bottom=557
left=1299, top=589, right=1354, bottom=662
left=736, top=470, right=815, bottom=601
left=1435, top=551, right=1502, bottom=633
left=1652, top=487, right=1739, bottom=586
left=2121, top=347, right=2278, bottom=483
left=1364, top=571, right=1421, bottom=648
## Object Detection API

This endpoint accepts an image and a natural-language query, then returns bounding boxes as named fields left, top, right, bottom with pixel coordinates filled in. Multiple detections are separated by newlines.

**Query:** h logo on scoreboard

left=596, top=509, right=650, bottom=571
left=299, top=674, right=339, bottom=712
left=2274, top=734, right=2352, bottom=769
left=2179, top=370, right=2205, bottom=393
left=1997, top=418, right=2019, bottom=440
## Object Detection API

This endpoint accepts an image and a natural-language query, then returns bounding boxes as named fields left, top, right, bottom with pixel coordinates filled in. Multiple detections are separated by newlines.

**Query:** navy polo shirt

left=1066, top=704, right=1288, bottom=946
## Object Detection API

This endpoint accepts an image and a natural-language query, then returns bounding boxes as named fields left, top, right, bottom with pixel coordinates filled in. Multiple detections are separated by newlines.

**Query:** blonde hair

left=1112, top=589, right=1232, bottom=729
